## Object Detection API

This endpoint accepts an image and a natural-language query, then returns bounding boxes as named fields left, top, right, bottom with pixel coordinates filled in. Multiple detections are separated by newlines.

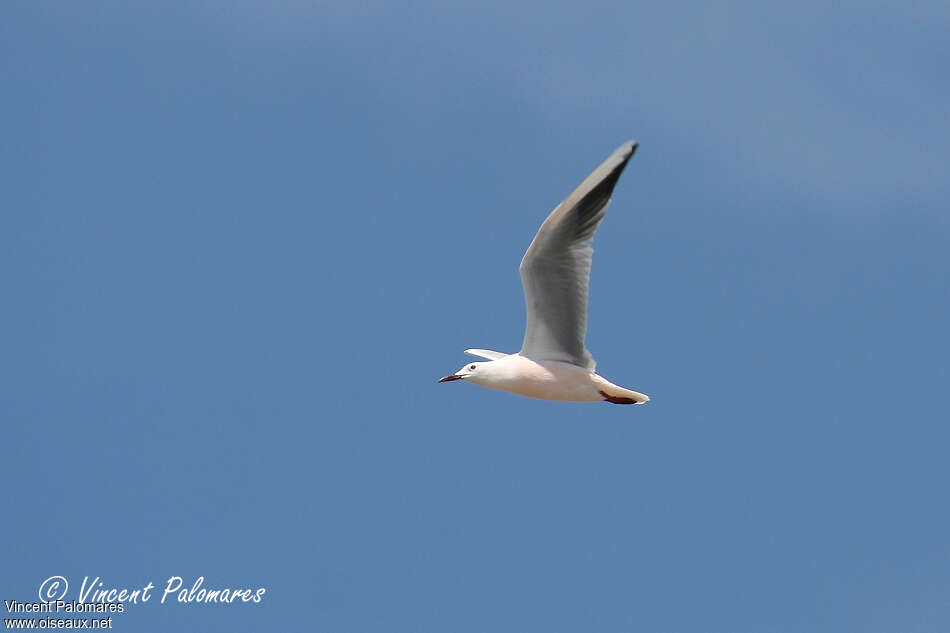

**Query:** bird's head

left=438, top=362, right=484, bottom=384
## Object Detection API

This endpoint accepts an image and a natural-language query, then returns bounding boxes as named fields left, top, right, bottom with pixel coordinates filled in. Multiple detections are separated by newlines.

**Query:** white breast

left=469, top=355, right=603, bottom=402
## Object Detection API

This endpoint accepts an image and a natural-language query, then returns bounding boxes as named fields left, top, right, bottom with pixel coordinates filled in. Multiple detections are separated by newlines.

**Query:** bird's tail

left=594, top=377, right=650, bottom=405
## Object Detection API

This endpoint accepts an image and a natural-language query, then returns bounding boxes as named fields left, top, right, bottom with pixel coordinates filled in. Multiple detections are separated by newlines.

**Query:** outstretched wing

left=464, top=349, right=509, bottom=361
left=519, top=141, right=637, bottom=369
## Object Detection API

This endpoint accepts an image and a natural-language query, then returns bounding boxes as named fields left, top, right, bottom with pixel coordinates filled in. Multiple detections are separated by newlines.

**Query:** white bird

left=439, top=140, right=650, bottom=405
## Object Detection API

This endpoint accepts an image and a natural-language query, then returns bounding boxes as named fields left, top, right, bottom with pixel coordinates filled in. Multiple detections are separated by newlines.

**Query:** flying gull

left=439, top=140, right=650, bottom=405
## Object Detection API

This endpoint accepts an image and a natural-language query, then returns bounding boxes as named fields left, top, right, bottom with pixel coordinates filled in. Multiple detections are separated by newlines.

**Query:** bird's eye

left=470, top=365, right=476, bottom=370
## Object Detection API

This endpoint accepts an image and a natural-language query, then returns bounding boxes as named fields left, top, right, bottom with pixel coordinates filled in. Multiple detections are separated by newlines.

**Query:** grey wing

left=518, top=140, right=637, bottom=369
left=464, top=349, right=509, bottom=360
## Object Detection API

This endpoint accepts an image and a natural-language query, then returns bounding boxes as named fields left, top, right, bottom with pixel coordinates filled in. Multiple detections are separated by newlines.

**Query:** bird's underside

left=459, top=350, right=649, bottom=405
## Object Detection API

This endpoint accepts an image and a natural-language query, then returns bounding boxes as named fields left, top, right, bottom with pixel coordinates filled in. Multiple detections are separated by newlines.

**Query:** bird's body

left=439, top=140, right=650, bottom=405
left=452, top=353, right=649, bottom=404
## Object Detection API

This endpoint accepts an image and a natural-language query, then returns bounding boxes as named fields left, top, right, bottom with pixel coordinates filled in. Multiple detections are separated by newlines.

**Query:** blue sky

left=3, top=2, right=949, bottom=631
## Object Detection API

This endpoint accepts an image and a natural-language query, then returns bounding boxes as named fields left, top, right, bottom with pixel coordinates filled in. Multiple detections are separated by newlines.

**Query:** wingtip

left=609, top=140, right=638, bottom=167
